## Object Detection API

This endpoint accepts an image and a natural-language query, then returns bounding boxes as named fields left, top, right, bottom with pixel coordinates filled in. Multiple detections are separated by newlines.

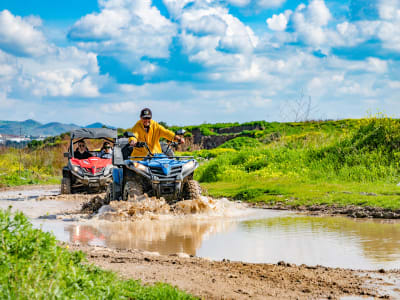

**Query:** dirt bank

left=250, top=202, right=400, bottom=219
left=70, top=244, right=399, bottom=300
left=0, top=184, right=59, bottom=192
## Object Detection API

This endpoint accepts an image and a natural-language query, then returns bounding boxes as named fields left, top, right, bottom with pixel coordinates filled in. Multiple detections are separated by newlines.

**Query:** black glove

left=135, top=141, right=146, bottom=148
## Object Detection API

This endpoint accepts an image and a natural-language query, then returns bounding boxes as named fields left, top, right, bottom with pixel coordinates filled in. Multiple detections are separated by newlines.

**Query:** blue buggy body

left=107, top=136, right=201, bottom=203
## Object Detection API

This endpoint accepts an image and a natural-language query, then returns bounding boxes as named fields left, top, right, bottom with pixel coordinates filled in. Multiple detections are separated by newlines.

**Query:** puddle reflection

left=65, top=218, right=237, bottom=255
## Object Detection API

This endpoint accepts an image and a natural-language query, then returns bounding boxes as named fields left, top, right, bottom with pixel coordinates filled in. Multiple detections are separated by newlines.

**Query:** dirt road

left=71, top=244, right=399, bottom=299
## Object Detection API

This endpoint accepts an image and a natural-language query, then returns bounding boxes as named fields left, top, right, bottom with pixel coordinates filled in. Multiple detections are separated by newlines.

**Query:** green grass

left=195, top=116, right=400, bottom=210
left=0, top=208, right=196, bottom=299
left=202, top=180, right=400, bottom=210
left=0, top=147, right=63, bottom=187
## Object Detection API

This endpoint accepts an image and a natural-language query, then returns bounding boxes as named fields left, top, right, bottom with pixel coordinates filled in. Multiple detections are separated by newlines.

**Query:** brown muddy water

left=1, top=187, right=400, bottom=271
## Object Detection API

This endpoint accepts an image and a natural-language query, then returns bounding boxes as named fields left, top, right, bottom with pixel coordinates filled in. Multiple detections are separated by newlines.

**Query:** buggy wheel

left=105, top=184, right=113, bottom=204
left=61, top=177, right=71, bottom=194
left=183, top=180, right=202, bottom=200
left=123, top=180, right=143, bottom=202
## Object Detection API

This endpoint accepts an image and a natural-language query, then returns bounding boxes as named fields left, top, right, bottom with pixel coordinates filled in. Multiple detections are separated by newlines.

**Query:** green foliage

left=199, top=127, right=217, bottom=136
left=0, top=146, right=64, bottom=187
left=0, top=209, right=196, bottom=299
left=218, top=137, right=261, bottom=150
left=195, top=117, right=400, bottom=209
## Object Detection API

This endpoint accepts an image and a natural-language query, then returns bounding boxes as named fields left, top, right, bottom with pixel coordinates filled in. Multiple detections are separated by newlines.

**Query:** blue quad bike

left=106, top=130, right=202, bottom=203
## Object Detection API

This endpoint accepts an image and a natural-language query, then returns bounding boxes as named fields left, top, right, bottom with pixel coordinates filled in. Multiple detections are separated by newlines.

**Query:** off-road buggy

left=61, top=128, right=117, bottom=194
left=107, top=130, right=201, bottom=202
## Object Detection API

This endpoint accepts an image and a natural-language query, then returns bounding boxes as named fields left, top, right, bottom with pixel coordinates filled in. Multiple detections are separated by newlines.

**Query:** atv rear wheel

left=183, top=180, right=202, bottom=200
left=61, top=177, right=71, bottom=194
left=123, top=180, right=143, bottom=202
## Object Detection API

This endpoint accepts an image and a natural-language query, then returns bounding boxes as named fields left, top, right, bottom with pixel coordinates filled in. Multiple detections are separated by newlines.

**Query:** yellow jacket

left=129, top=119, right=175, bottom=158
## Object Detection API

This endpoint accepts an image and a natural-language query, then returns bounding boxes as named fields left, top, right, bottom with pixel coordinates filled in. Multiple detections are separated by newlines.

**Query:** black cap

left=140, top=108, right=152, bottom=119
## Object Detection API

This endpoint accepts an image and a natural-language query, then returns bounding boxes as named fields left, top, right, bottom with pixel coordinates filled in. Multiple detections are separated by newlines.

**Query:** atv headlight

left=133, top=162, right=148, bottom=173
left=182, top=160, right=195, bottom=173
left=71, top=165, right=83, bottom=175
left=104, top=165, right=113, bottom=176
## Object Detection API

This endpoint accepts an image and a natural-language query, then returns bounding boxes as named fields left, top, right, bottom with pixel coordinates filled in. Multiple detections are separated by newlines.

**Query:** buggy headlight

left=182, top=161, right=195, bottom=173
left=72, top=165, right=83, bottom=175
left=133, top=162, right=148, bottom=172
left=104, top=165, right=113, bottom=176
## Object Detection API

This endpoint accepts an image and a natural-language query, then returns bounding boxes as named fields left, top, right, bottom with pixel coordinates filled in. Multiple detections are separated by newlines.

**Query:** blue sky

left=0, top=0, right=399, bottom=127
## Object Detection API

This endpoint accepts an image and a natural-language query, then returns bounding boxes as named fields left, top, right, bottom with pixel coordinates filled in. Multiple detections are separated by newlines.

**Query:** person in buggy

left=98, top=141, right=113, bottom=159
left=74, top=140, right=91, bottom=159
left=129, top=108, right=184, bottom=158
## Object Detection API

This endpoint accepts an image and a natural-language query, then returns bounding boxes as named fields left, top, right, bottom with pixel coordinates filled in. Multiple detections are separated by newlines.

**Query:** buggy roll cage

left=67, top=128, right=118, bottom=158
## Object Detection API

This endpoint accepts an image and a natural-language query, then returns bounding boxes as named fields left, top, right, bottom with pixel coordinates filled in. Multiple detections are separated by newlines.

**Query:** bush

left=218, top=137, right=261, bottom=151
left=0, top=209, right=196, bottom=299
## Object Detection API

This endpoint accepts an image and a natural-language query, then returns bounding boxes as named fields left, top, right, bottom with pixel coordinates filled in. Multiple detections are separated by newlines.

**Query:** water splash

left=88, top=194, right=250, bottom=221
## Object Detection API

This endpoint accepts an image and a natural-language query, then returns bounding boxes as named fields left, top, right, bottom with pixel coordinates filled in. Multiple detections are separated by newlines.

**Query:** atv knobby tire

left=61, top=177, right=71, bottom=194
left=183, top=180, right=202, bottom=200
left=105, top=184, right=113, bottom=204
left=123, top=180, right=144, bottom=202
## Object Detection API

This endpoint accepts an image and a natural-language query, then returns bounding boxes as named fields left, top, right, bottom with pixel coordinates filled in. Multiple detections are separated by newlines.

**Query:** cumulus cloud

left=184, top=14, right=227, bottom=36
left=0, top=39, right=103, bottom=101
left=291, top=0, right=333, bottom=47
left=180, top=5, right=258, bottom=55
left=267, top=11, right=292, bottom=31
left=68, top=0, right=177, bottom=65
left=0, top=10, right=48, bottom=57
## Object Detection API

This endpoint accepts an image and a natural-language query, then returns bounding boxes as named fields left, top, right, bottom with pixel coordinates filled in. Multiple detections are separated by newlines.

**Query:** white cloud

left=291, top=0, right=332, bottom=47
left=267, top=11, right=291, bottom=31
left=69, top=0, right=177, bottom=65
left=180, top=5, right=258, bottom=55
left=225, top=0, right=251, bottom=7
left=378, top=0, right=400, bottom=20
left=256, top=0, right=286, bottom=9
left=0, top=10, right=48, bottom=57
left=101, top=101, right=138, bottom=113
left=184, top=14, right=227, bottom=36
left=388, top=80, right=400, bottom=89
left=365, top=57, right=388, bottom=73
left=162, top=0, right=194, bottom=19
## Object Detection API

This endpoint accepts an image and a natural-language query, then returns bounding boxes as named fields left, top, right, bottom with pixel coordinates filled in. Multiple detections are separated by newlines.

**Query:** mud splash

left=81, top=194, right=247, bottom=221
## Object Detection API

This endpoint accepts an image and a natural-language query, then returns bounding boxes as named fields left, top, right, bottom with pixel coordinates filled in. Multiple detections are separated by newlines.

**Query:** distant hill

left=0, top=119, right=113, bottom=136
left=84, top=122, right=115, bottom=129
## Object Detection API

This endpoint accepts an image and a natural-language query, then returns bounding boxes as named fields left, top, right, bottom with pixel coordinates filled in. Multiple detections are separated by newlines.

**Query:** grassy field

left=182, top=116, right=400, bottom=210
left=0, top=208, right=196, bottom=299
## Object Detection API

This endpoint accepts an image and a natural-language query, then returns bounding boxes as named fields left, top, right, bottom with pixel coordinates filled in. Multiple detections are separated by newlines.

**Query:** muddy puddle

left=1, top=187, right=400, bottom=271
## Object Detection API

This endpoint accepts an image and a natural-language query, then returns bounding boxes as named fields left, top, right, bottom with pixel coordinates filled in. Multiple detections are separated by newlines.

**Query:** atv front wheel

left=61, top=177, right=71, bottom=194
left=105, top=184, right=113, bottom=204
left=183, top=180, right=202, bottom=200
left=123, top=180, right=143, bottom=202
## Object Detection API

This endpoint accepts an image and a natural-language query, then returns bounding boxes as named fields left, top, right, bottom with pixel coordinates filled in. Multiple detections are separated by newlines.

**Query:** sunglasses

left=105, top=146, right=111, bottom=149
left=78, top=144, right=85, bottom=147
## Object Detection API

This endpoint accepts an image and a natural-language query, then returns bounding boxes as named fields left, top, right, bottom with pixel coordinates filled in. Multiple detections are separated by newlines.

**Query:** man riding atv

left=129, top=108, right=184, bottom=158
left=107, top=108, right=201, bottom=202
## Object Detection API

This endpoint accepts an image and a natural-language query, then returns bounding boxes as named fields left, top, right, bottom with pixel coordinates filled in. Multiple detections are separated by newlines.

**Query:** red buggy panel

left=70, top=157, right=112, bottom=174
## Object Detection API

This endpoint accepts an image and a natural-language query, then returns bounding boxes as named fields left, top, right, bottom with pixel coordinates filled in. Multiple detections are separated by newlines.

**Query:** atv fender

left=62, top=167, right=71, bottom=178
left=112, top=167, right=123, bottom=199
